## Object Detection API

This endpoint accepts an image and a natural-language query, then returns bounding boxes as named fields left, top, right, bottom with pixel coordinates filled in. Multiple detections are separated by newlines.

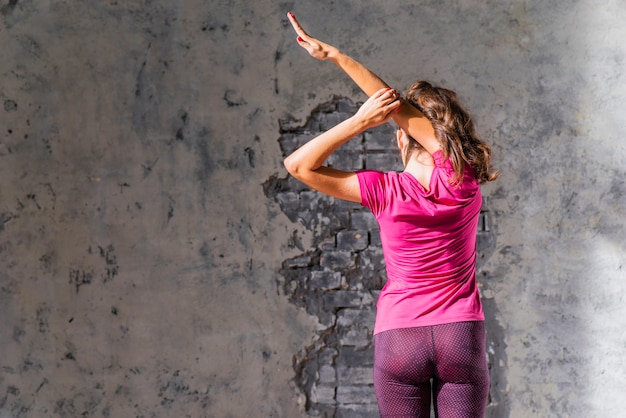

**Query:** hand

left=354, top=88, right=402, bottom=130
left=287, top=12, right=337, bottom=60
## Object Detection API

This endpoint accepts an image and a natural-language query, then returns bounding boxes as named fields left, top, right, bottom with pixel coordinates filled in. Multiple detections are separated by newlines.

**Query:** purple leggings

left=373, top=321, right=489, bottom=417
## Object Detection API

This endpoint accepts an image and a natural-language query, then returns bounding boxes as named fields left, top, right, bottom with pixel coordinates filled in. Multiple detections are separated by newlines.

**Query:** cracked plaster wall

left=0, top=1, right=625, bottom=417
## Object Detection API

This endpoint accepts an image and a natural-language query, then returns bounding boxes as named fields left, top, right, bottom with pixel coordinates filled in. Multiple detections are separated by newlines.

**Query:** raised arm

left=287, top=12, right=441, bottom=155
left=284, top=88, right=401, bottom=202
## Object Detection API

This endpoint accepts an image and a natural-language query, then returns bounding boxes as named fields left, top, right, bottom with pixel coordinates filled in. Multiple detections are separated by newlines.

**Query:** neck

left=405, top=150, right=434, bottom=168
left=403, top=151, right=435, bottom=190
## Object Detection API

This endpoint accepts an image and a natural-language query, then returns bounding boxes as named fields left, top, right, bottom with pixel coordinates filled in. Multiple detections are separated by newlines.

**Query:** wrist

left=347, top=114, right=369, bottom=133
left=327, top=46, right=343, bottom=62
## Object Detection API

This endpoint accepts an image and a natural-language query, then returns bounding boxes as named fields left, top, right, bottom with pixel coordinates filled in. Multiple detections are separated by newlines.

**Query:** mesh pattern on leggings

left=373, top=321, right=489, bottom=418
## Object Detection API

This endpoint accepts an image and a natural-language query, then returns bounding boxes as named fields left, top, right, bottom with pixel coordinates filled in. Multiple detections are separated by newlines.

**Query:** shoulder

left=357, top=170, right=403, bottom=189
left=356, top=170, right=399, bottom=215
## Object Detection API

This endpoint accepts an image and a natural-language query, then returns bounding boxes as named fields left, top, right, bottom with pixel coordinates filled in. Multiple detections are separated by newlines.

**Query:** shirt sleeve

left=356, top=170, right=387, bottom=217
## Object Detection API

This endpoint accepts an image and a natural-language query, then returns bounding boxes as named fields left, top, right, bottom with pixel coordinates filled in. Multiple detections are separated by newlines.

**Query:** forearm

left=328, top=49, right=389, bottom=96
left=284, top=116, right=366, bottom=176
left=328, top=49, right=440, bottom=154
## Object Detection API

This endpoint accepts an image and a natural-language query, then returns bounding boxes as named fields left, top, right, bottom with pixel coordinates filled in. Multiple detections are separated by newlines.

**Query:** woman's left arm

left=284, top=88, right=400, bottom=202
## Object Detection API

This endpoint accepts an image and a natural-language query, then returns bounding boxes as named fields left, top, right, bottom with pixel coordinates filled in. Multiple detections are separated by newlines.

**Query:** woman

left=284, top=12, right=499, bottom=417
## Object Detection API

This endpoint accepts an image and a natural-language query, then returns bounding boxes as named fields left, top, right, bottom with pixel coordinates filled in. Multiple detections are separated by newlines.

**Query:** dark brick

left=350, top=211, right=378, bottom=231
left=311, top=383, right=336, bottom=405
left=323, top=291, right=363, bottom=309
left=340, top=134, right=365, bottom=151
left=336, top=403, right=379, bottom=418
left=279, top=132, right=300, bottom=155
left=275, top=191, right=299, bottom=213
left=316, top=100, right=337, bottom=113
left=318, top=112, right=344, bottom=131
left=298, top=210, right=320, bottom=230
left=319, top=364, right=337, bottom=384
left=317, top=236, right=336, bottom=251
left=286, top=175, right=310, bottom=192
left=336, top=308, right=376, bottom=328
left=337, top=346, right=374, bottom=368
left=283, top=255, right=313, bottom=269
left=300, top=190, right=330, bottom=211
left=310, top=271, right=342, bottom=290
left=327, top=150, right=364, bottom=170
left=336, top=385, right=377, bottom=405
left=336, top=230, right=369, bottom=251
left=365, top=152, right=403, bottom=171
left=334, top=198, right=362, bottom=211
left=337, top=366, right=373, bottom=385
left=336, top=98, right=358, bottom=113
left=320, top=251, right=354, bottom=270
left=370, top=229, right=382, bottom=246
left=358, top=247, right=384, bottom=267
left=364, top=125, right=396, bottom=150
left=338, top=325, right=372, bottom=348
left=353, top=248, right=386, bottom=290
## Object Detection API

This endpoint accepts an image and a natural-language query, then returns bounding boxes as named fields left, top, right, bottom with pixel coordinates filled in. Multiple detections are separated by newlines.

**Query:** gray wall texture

left=0, top=1, right=624, bottom=417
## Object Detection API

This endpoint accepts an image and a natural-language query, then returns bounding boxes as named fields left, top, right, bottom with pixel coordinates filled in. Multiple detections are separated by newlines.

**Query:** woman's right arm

left=287, top=12, right=441, bottom=155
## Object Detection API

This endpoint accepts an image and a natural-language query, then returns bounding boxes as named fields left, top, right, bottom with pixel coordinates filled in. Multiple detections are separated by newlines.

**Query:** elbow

left=284, top=155, right=312, bottom=183
left=283, top=155, right=300, bottom=178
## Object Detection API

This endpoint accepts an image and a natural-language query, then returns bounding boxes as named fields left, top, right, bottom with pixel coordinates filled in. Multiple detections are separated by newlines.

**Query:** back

left=357, top=150, right=484, bottom=334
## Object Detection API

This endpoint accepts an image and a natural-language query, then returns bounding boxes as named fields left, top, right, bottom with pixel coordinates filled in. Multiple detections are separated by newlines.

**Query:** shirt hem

left=373, top=314, right=485, bottom=335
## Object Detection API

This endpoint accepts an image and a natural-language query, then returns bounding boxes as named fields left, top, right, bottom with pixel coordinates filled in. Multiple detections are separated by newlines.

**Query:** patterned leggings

left=373, top=321, right=489, bottom=417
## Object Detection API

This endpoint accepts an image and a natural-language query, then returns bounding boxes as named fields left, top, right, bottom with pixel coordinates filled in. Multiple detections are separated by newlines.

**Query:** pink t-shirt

left=357, top=150, right=484, bottom=334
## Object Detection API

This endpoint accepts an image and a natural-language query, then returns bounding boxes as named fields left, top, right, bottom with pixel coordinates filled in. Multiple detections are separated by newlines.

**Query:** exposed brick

left=357, top=247, right=384, bottom=267
left=310, top=383, right=336, bottom=405
left=319, top=112, right=344, bottom=131
left=365, top=152, right=403, bottom=171
left=336, top=308, right=376, bottom=328
left=320, top=251, right=354, bottom=270
left=317, top=236, right=336, bottom=251
left=336, top=385, right=377, bottom=404
left=333, top=198, right=362, bottom=211
left=350, top=211, right=378, bottom=231
left=338, top=326, right=372, bottom=348
left=283, top=255, right=313, bottom=269
left=336, top=98, right=358, bottom=114
left=296, top=132, right=316, bottom=146
left=319, top=347, right=339, bottom=364
left=337, top=346, right=375, bottom=368
left=274, top=191, right=299, bottom=213
left=337, top=366, right=373, bottom=385
left=353, top=248, right=386, bottom=289
left=336, top=403, right=379, bottom=418
left=287, top=175, right=310, bottom=192
left=278, top=132, right=301, bottom=155
left=319, top=364, right=337, bottom=384
left=304, top=116, right=322, bottom=132
left=310, top=271, right=342, bottom=290
left=323, top=290, right=363, bottom=309
left=364, top=125, right=396, bottom=150
left=370, top=229, right=382, bottom=246
left=300, top=190, right=332, bottom=211
left=327, top=150, right=364, bottom=171
left=336, top=230, right=369, bottom=251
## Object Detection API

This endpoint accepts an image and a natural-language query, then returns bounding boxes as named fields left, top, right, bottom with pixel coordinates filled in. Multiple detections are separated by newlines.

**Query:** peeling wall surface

left=0, top=1, right=624, bottom=417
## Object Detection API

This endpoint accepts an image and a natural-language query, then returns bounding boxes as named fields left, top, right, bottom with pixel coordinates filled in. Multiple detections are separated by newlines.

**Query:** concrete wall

left=0, top=1, right=624, bottom=417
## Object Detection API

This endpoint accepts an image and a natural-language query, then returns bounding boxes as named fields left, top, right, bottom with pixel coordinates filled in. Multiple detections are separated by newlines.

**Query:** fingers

left=389, top=98, right=403, bottom=113
left=287, top=12, right=308, bottom=40
left=379, top=90, right=403, bottom=118
left=373, top=88, right=402, bottom=109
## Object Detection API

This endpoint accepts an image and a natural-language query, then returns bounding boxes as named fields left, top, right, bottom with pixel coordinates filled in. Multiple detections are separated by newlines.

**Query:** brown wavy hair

left=404, top=81, right=499, bottom=185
